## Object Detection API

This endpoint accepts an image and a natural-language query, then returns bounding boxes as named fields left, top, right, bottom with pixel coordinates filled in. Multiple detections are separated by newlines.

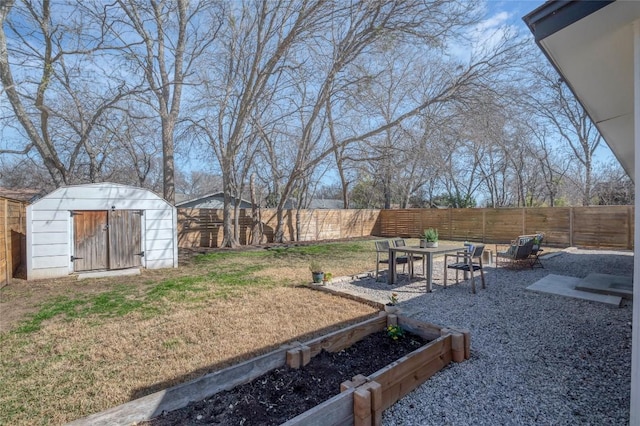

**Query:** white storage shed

left=26, top=182, right=178, bottom=280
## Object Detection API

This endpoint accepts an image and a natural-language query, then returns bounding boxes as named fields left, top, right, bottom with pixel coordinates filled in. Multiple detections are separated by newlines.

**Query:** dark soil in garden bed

left=146, top=330, right=428, bottom=426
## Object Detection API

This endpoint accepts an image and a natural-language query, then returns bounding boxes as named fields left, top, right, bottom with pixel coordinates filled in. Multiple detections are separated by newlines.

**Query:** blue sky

left=1, top=0, right=619, bottom=183
left=477, top=0, right=616, bottom=165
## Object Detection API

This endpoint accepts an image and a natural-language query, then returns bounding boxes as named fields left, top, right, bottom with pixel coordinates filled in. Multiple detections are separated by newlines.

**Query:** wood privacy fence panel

left=484, top=209, right=524, bottom=243
left=1, top=197, right=27, bottom=286
left=572, top=206, right=634, bottom=249
left=378, top=206, right=634, bottom=250
left=177, top=208, right=380, bottom=248
left=177, top=206, right=633, bottom=250
left=524, top=208, right=572, bottom=246
left=450, top=209, right=483, bottom=241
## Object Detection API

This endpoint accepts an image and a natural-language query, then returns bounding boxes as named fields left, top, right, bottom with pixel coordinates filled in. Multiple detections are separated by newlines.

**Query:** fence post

left=569, top=207, right=574, bottom=247
left=482, top=210, right=486, bottom=243
left=629, top=206, right=634, bottom=250
left=4, top=198, right=9, bottom=286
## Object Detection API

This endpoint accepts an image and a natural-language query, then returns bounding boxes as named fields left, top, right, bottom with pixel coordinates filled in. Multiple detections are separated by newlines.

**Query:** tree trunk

left=249, top=174, right=263, bottom=245
left=162, top=119, right=175, bottom=203
left=274, top=208, right=285, bottom=243
left=221, top=184, right=239, bottom=248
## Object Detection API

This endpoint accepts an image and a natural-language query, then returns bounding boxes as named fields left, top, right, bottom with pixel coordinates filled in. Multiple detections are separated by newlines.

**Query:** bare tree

left=526, top=63, right=602, bottom=206
left=261, top=1, right=527, bottom=241
left=0, top=0, right=135, bottom=186
left=523, top=121, right=572, bottom=206
left=112, top=0, right=222, bottom=204
left=592, top=161, right=634, bottom=205
left=188, top=0, right=330, bottom=247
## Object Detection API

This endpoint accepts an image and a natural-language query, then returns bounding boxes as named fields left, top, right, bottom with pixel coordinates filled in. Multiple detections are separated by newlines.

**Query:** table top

left=389, top=244, right=466, bottom=255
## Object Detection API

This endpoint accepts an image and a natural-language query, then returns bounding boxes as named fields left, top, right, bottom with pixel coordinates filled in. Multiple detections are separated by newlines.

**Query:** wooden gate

left=73, top=210, right=142, bottom=272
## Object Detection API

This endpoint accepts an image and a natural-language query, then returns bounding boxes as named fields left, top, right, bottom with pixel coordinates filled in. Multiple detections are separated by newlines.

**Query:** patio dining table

left=388, top=243, right=466, bottom=292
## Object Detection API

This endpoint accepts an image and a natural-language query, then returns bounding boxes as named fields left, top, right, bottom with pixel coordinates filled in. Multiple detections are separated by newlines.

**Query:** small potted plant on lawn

left=421, top=228, right=439, bottom=248
left=309, top=261, right=324, bottom=284
left=384, top=292, right=399, bottom=314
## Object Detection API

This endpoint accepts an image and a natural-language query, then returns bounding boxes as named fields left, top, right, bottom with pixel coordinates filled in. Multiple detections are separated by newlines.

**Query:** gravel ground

left=325, top=248, right=633, bottom=425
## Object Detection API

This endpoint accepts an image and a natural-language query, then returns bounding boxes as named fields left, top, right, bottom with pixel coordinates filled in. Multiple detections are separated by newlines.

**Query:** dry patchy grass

left=0, top=239, right=381, bottom=425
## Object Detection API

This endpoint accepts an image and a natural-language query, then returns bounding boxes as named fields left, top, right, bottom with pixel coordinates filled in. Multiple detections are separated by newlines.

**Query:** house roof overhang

left=523, top=0, right=640, bottom=181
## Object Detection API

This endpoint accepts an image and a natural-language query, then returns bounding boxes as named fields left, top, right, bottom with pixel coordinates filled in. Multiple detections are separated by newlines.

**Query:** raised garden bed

left=68, top=313, right=470, bottom=426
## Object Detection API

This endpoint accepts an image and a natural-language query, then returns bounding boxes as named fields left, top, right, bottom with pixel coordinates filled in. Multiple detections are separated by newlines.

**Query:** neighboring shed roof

left=176, top=192, right=252, bottom=209
left=307, top=199, right=344, bottom=209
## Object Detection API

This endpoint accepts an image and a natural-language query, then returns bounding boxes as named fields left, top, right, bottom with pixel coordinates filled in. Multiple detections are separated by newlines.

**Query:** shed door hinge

left=71, top=255, right=83, bottom=261
left=136, top=251, right=145, bottom=257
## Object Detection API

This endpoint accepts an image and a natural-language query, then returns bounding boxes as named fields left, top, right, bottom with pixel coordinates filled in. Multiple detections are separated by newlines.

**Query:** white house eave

left=528, top=1, right=640, bottom=181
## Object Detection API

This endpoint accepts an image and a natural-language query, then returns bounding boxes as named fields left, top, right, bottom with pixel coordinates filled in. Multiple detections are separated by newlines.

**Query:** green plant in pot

left=422, top=228, right=439, bottom=248
left=384, top=292, right=399, bottom=314
left=309, top=261, right=324, bottom=284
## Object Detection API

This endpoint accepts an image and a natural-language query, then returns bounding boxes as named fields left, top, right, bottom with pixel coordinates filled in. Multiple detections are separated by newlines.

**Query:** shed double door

left=73, top=210, right=142, bottom=272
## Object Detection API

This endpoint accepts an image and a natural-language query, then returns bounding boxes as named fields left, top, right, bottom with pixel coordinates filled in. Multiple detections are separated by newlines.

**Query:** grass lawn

left=0, top=239, right=383, bottom=425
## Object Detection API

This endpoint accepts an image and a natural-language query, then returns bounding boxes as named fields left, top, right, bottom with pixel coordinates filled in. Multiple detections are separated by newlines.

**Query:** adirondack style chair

left=495, top=235, right=538, bottom=268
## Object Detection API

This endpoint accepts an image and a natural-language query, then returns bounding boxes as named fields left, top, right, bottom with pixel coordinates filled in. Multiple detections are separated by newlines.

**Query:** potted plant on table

left=384, top=292, right=399, bottom=314
left=309, top=261, right=324, bottom=284
left=421, top=228, right=439, bottom=248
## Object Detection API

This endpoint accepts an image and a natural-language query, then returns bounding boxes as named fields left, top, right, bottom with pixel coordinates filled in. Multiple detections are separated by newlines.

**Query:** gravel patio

left=325, top=248, right=633, bottom=425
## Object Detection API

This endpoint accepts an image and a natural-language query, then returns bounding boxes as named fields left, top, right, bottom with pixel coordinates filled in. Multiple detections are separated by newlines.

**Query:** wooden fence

left=177, top=205, right=634, bottom=250
left=0, top=197, right=27, bottom=286
left=378, top=206, right=634, bottom=249
left=178, top=208, right=381, bottom=248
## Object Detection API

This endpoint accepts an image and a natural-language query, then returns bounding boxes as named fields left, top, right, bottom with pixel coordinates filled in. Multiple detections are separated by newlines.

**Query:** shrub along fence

left=0, top=197, right=27, bottom=286
left=177, top=205, right=633, bottom=250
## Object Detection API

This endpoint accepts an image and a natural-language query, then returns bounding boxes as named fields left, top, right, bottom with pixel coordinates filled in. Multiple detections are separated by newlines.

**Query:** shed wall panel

left=145, top=229, right=175, bottom=241
left=32, top=199, right=169, bottom=211
left=31, top=210, right=72, bottom=221
left=31, top=255, right=68, bottom=269
left=145, top=209, right=174, bottom=220
left=147, top=238, right=174, bottom=250
left=32, top=243, right=69, bottom=257
left=28, top=266, right=69, bottom=280
left=31, top=220, right=68, bottom=233
left=145, top=259, right=176, bottom=269
left=146, top=247, right=175, bottom=260
left=31, top=232, right=68, bottom=245
left=146, top=218, right=174, bottom=230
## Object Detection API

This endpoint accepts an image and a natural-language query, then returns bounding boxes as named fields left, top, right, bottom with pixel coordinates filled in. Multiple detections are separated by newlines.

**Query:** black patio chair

left=444, top=244, right=486, bottom=294
left=375, top=240, right=410, bottom=282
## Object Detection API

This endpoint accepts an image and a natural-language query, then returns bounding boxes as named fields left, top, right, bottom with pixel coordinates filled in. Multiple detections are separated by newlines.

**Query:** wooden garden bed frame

left=68, top=313, right=470, bottom=426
